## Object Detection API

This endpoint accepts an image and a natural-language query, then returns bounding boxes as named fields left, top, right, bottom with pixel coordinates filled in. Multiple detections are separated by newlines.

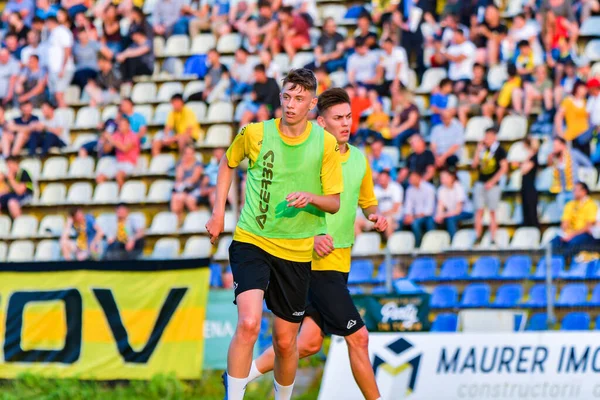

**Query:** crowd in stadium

left=0, top=0, right=599, bottom=268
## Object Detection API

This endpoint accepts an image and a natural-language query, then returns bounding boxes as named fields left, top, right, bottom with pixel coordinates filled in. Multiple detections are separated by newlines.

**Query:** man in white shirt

left=370, top=169, right=403, bottom=238
left=378, top=37, right=409, bottom=95
left=403, top=171, right=436, bottom=246
left=346, top=37, right=379, bottom=89
left=34, top=101, right=69, bottom=155
left=45, top=16, right=75, bottom=108
left=445, top=28, right=476, bottom=90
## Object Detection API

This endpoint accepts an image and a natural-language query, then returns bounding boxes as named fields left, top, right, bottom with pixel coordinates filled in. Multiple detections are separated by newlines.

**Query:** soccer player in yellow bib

left=246, top=88, right=388, bottom=400
left=206, top=69, right=343, bottom=400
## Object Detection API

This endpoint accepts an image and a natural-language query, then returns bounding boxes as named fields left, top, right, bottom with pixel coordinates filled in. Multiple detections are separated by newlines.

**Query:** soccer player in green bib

left=245, top=88, right=388, bottom=400
left=206, top=69, right=343, bottom=400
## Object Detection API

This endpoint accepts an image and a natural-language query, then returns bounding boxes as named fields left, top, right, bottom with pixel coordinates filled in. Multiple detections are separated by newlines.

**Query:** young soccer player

left=246, top=88, right=387, bottom=400
left=205, top=69, right=343, bottom=400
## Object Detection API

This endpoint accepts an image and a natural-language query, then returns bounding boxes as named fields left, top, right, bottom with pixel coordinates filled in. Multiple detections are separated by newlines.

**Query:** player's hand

left=368, top=214, right=388, bottom=233
left=286, top=192, right=313, bottom=208
left=314, top=234, right=334, bottom=257
left=206, top=213, right=224, bottom=244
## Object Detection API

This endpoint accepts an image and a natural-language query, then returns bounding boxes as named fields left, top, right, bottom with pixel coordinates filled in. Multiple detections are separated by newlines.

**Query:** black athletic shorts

left=304, top=270, right=365, bottom=336
left=229, top=240, right=312, bottom=323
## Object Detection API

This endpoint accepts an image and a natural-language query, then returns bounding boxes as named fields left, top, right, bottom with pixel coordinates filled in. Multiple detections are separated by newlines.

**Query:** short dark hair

left=258, top=0, right=270, bottom=8
left=485, top=127, right=498, bottom=135
left=282, top=68, right=317, bottom=93
left=517, top=40, right=530, bottom=48
left=20, top=100, right=32, bottom=107
left=507, top=63, right=518, bottom=77
left=41, top=100, right=56, bottom=108
left=32, top=16, right=43, bottom=24
left=317, top=88, right=350, bottom=115
left=577, top=182, right=590, bottom=195
left=409, top=170, right=422, bottom=178
left=69, top=207, right=83, bottom=217
left=455, top=27, right=466, bottom=36
left=355, top=37, right=366, bottom=48
left=5, top=155, right=18, bottom=163
left=29, top=54, right=39, bottom=62
left=122, top=97, right=133, bottom=105
left=171, top=93, right=184, bottom=102
left=46, top=16, right=58, bottom=23
left=554, top=136, right=567, bottom=144
left=439, top=78, right=453, bottom=88
left=280, top=6, right=294, bottom=15
left=254, top=63, right=266, bottom=73
left=116, top=202, right=128, bottom=209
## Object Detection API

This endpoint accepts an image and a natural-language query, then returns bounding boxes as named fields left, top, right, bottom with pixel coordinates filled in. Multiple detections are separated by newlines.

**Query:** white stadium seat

left=578, top=167, right=598, bottom=191
left=41, top=157, right=68, bottom=180
left=291, top=52, right=314, bottom=69
left=420, top=230, right=450, bottom=253
left=216, top=33, right=241, bottom=53
left=147, top=180, right=174, bottom=202
left=35, top=240, right=60, bottom=261
left=74, top=107, right=100, bottom=129
left=581, top=16, right=600, bottom=36
left=55, top=108, right=75, bottom=128
left=101, top=105, right=118, bottom=122
left=0, top=215, right=10, bottom=238
left=132, top=82, right=158, bottom=104
left=223, top=211, right=237, bottom=232
left=541, top=227, right=561, bottom=247
left=498, top=115, right=527, bottom=141
left=214, top=235, right=232, bottom=261
left=148, top=154, right=176, bottom=175
left=93, top=182, right=119, bottom=204
left=153, top=35, right=165, bottom=57
left=8, top=240, right=34, bottom=262
left=157, top=82, right=184, bottom=103
left=319, top=4, right=348, bottom=22
left=191, top=34, right=216, bottom=54
left=541, top=201, right=562, bottom=223
left=186, top=101, right=207, bottom=122
left=506, top=141, right=529, bottom=163
left=20, top=158, right=41, bottom=180
left=152, top=238, right=180, bottom=259
left=153, top=103, right=172, bottom=125
left=164, top=34, right=190, bottom=57
left=510, top=227, right=541, bottom=250
left=39, top=183, right=66, bottom=205
left=0, top=241, right=7, bottom=261
left=479, top=228, right=510, bottom=249
left=183, top=236, right=212, bottom=258
left=352, top=232, right=381, bottom=256
left=415, top=68, right=446, bottom=94
left=506, top=170, right=522, bottom=192
left=129, top=212, right=147, bottom=230
left=119, top=180, right=147, bottom=203
left=182, top=210, right=211, bottom=233
left=70, top=134, right=97, bottom=152
left=585, top=40, right=600, bottom=60
left=68, top=157, right=95, bottom=178
left=11, top=215, right=38, bottom=238
left=133, top=105, right=154, bottom=123
left=457, top=170, right=472, bottom=192
left=465, top=116, right=494, bottom=142
left=96, top=213, right=117, bottom=238
left=487, top=64, right=508, bottom=91
left=183, top=81, right=206, bottom=100
left=204, top=124, right=233, bottom=147
left=206, top=101, right=233, bottom=123
left=452, top=229, right=476, bottom=250
left=149, top=211, right=178, bottom=234
left=64, top=86, right=81, bottom=105
left=535, top=167, right=553, bottom=191
left=386, top=231, right=415, bottom=255
left=66, top=182, right=93, bottom=204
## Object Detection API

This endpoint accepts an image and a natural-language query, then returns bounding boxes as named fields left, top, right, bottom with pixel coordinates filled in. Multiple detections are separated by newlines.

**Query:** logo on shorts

left=292, top=311, right=305, bottom=317
left=347, top=320, right=357, bottom=329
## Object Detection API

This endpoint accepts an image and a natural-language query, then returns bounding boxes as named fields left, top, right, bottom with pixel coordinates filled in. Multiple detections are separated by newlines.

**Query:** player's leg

left=345, top=326, right=380, bottom=400
left=249, top=316, right=324, bottom=382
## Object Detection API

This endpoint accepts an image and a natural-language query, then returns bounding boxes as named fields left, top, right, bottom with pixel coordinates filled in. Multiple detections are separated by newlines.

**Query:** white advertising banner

left=319, top=332, right=600, bottom=400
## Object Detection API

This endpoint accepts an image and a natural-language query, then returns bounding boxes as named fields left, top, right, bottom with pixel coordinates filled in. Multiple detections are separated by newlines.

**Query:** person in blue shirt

left=368, top=136, right=397, bottom=180
left=119, top=97, right=147, bottom=144
left=430, top=78, right=457, bottom=126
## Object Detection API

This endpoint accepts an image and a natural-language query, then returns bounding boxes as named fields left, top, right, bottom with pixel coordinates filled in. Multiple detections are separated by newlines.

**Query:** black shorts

left=304, top=270, right=365, bottom=336
left=229, top=240, right=311, bottom=323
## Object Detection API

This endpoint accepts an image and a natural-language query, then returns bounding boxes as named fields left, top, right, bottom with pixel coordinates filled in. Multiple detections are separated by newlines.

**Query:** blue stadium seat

left=371, top=286, right=390, bottom=295
left=461, top=283, right=491, bottom=307
left=344, top=5, right=366, bottom=19
left=349, top=286, right=364, bottom=295
left=526, top=313, right=548, bottom=331
left=524, top=284, right=556, bottom=308
left=438, top=257, right=469, bottom=281
left=348, top=260, right=375, bottom=284
left=596, top=315, right=600, bottom=330
left=589, top=284, right=600, bottom=306
left=393, top=279, right=424, bottom=294
left=209, top=263, right=223, bottom=287
left=431, top=313, right=458, bottom=332
left=556, top=284, right=588, bottom=307
left=406, top=257, right=437, bottom=282
left=559, top=260, right=593, bottom=280
left=532, top=256, right=565, bottom=280
left=493, top=284, right=523, bottom=308
left=430, top=285, right=458, bottom=309
left=500, top=255, right=532, bottom=280
left=561, top=312, right=591, bottom=331
left=469, top=256, right=500, bottom=280
left=374, top=260, right=397, bottom=284
left=587, top=260, right=600, bottom=278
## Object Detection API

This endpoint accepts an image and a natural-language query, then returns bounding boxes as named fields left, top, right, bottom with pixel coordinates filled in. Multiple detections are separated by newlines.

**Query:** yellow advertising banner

left=0, top=261, right=209, bottom=380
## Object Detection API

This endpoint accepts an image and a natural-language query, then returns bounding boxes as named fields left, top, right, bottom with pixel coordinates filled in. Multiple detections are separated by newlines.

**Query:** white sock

left=226, top=374, right=247, bottom=400
left=274, top=379, right=295, bottom=400
left=247, top=360, right=263, bottom=383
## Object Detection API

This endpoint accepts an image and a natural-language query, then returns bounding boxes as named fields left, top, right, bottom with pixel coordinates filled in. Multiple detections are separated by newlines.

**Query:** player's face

left=280, top=83, right=317, bottom=126
left=317, top=103, right=352, bottom=144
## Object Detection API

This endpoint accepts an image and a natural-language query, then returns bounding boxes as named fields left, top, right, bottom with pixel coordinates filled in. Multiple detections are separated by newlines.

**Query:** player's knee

left=300, top=336, right=322, bottom=357
left=347, top=327, right=369, bottom=351
left=236, top=316, right=261, bottom=342
left=273, top=332, right=297, bottom=358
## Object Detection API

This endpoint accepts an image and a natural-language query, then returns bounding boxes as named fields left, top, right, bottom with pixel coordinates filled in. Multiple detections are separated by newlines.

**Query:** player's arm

left=359, top=161, right=388, bottom=233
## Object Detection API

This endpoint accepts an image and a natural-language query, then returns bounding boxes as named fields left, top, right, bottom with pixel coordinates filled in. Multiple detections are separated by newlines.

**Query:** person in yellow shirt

left=205, top=69, right=342, bottom=400
left=496, top=63, right=521, bottom=121
left=554, top=81, right=591, bottom=154
left=551, top=182, right=598, bottom=258
left=246, top=88, right=387, bottom=400
left=151, top=93, right=202, bottom=156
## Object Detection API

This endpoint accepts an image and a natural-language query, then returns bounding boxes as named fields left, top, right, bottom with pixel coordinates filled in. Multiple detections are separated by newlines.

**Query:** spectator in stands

left=60, top=207, right=103, bottom=261
left=188, top=48, right=229, bottom=103
left=116, top=28, right=154, bottom=84
left=435, top=169, right=472, bottom=238
left=346, top=84, right=371, bottom=135
left=72, top=27, right=105, bottom=90
left=15, top=54, right=47, bottom=108
left=35, top=0, right=58, bottom=21
left=120, top=97, right=147, bottom=141
left=368, top=137, right=397, bottom=180
left=196, top=147, right=225, bottom=207
left=2, top=0, right=34, bottom=27
left=273, top=6, right=311, bottom=59
left=98, top=4, right=122, bottom=53
left=378, top=37, right=409, bottom=94
left=171, top=144, right=203, bottom=223
left=355, top=97, right=390, bottom=145
left=457, top=63, right=490, bottom=126
left=45, top=16, right=75, bottom=108
left=152, top=0, right=186, bottom=37
left=8, top=13, right=30, bottom=47
left=84, top=56, right=121, bottom=107
left=0, top=48, right=20, bottom=107
left=260, top=50, right=282, bottom=83
left=80, top=116, right=118, bottom=157
left=184, top=1, right=211, bottom=38
left=512, top=137, right=539, bottom=227
left=520, top=65, right=554, bottom=119
left=309, top=17, right=346, bottom=73
left=471, top=5, right=506, bottom=65
left=104, top=203, right=145, bottom=260
left=398, top=135, right=435, bottom=183
left=548, top=136, right=592, bottom=209
left=430, top=78, right=457, bottom=126
left=555, top=81, right=591, bottom=155
left=30, top=100, right=68, bottom=155
left=550, top=182, right=597, bottom=257
left=314, top=66, right=331, bottom=96
left=237, top=1, right=277, bottom=49
left=389, top=87, right=420, bottom=147
left=357, top=169, right=401, bottom=239
left=403, top=171, right=436, bottom=247
left=445, top=28, right=476, bottom=91
left=496, top=63, right=521, bottom=121
left=4, top=33, right=21, bottom=60
left=127, top=7, right=153, bottom=42
left=96, top=117, right=140, bottom=188
left=515, top=40, right=535, bottom=82
left=472, top=127, right=508, bottom=246
left=239, top=64, right=281, bottom=127
left=430, top=110, right=465, bottom=169
left=541, top=0, right=579, bottom=50
left=352, top=12, right=377, bottom=49
left=229, top=47, right=256, bottom=99
left=20, top=29, right=43, bottom=65
left=588, top=79, right=600, bottom=165
left=4, top=100, right=40, bottom=156
left=0, top=156, right=34, bottom=218
left=347, top=37, right=379, bottom=89
left=152, top=94, right=201, bottom=156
